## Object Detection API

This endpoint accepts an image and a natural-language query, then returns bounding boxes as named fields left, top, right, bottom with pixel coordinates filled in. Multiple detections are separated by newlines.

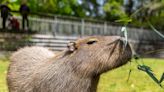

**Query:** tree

left=124, top=0, right=134, bottom=16
left=103, top=0, right=128, bottom=21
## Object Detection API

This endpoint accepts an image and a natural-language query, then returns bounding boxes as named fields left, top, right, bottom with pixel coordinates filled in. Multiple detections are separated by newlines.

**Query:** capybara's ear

left=67, top=42, right=77, bottom=52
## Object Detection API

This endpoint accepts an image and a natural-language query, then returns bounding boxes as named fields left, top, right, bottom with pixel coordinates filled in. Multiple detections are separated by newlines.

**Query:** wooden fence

left=0, top=14, right=164, bottom=58
left=0, top=14, right=163, bottom=40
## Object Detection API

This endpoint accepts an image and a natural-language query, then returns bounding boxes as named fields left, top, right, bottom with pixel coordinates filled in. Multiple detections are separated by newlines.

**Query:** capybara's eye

left=87, top=40, right=97, bottom=45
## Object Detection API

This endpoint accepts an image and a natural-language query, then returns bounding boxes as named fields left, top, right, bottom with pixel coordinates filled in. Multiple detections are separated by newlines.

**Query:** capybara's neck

left=51, top=50, right=101, bottom=77
left=21, top=52, right=100, bottom=92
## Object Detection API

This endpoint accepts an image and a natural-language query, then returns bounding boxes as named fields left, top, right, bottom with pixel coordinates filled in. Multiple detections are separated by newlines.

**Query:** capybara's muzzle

left=116, top=37, right=133, bottom=66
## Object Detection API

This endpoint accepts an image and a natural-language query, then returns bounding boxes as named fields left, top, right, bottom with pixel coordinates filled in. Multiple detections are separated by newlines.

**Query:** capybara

left=7, top=36, right=132, bottom=92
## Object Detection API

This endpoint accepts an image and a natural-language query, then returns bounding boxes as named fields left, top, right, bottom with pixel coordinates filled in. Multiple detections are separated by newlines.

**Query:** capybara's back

left=7, top=46, right=54, bottom=92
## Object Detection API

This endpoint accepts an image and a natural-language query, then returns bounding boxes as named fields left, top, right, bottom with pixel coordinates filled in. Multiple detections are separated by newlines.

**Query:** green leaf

left=138, top=65, right=163, bottom=87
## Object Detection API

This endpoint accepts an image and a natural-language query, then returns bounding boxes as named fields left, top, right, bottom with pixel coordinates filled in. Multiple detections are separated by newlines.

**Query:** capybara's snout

left=120, top=37, right=133, bottom=58
left=117, top=37, right=133, bottom=66
left=108, top=36, right=133, bottom=67
left=101, top=36, right=133, bottom=70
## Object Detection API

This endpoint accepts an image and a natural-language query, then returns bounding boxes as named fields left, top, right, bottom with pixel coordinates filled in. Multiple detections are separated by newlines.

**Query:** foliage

left=103, top=0, right=127, bottom=21
left=1, top=0, right=164, bottom=30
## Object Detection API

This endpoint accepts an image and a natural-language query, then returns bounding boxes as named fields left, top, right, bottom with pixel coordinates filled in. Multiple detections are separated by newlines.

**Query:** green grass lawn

left=0, top=58, right=164, bottom=92
left=0, top=58, right=9, bottom=92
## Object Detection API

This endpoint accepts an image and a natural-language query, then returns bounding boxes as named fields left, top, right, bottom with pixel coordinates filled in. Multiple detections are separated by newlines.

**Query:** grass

left=0, top=58, right=9, bottom=92
left=98, top=58, right=164, bottom=92
left=0, top=58, right=164, bottom=92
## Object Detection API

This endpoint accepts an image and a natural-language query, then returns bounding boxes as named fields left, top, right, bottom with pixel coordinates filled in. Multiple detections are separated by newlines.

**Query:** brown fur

left=7, top=46, right=55, bottom=92
left=7, top=36, right=132, bottom=92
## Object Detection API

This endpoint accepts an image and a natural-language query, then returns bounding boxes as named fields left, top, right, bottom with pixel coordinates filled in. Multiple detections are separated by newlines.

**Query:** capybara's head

left=66, top=36, right=132, bottom=77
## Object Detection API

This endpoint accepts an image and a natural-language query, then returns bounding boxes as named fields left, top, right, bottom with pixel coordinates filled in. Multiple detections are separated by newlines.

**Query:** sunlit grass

left=0, top=58, right=9, bottom=92
left=98, top=58, right=164, bottom=92
left=0, top=58, right=164, bottom=92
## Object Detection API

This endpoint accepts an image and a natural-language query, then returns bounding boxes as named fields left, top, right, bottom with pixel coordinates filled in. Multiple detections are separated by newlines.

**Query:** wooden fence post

left=104, top=22, right=107, bottom=35
left=81, top=19, right=85, bottom=37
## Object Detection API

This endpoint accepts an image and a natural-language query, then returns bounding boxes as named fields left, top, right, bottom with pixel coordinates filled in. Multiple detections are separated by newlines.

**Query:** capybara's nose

left=120, top=37, right=137, bottom=58
left=120, top=37, right=133, bottom=57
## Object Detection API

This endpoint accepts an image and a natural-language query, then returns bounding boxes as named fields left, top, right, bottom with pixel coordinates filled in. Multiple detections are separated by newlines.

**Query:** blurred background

left=1, top=0, right=164, bottom=29
left=0, top=0, right=164, bottom=92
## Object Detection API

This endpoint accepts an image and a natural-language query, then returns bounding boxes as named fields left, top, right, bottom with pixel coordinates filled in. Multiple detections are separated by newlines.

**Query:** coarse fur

left=7, top=36, right=132, bottom=92
left=7, top=46, right=55, bottom=92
